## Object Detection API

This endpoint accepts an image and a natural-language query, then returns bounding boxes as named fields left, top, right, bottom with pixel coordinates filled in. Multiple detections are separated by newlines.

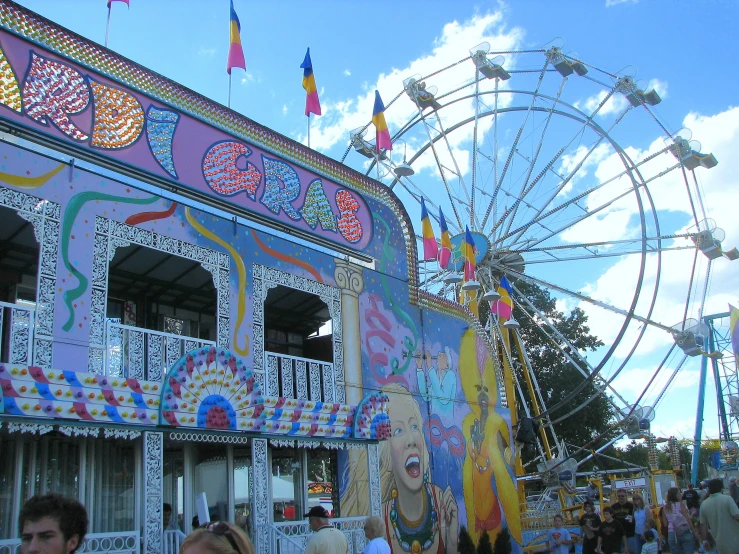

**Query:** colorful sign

left=0, top=30, right=373, bottom=250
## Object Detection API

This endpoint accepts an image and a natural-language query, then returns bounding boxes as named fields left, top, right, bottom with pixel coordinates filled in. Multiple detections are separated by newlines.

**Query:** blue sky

left=12, top=0, right=739, bottom=450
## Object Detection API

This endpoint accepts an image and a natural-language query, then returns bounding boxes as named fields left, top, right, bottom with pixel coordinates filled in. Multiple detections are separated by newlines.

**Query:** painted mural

left=0, top=3, right=521, bottom=552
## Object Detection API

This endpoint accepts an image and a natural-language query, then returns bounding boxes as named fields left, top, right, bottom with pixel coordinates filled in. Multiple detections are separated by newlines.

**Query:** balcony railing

left=272, top=517, right=366, bottom=554
left=0, top=300, right=33, bottom=365
left=0, top=531, right=139, bottom=554
left=105, top=320, right=215, bottom=381
left=264, top=351, right=335, bottom=402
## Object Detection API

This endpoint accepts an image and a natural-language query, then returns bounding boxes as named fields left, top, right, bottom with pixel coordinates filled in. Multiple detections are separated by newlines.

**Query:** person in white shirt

left=362, top=516, right=390, bottom=554
left=304, top=506, right=348, bottom=554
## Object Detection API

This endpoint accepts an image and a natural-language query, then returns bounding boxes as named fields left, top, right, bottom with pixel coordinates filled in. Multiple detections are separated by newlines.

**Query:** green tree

left=477, top=530, right=494, bottom=554
left=482, top=280, right=615, bottom=461
left=493, top=528, right=512, bottom=554
left=459, top=525, right=476, bottom=554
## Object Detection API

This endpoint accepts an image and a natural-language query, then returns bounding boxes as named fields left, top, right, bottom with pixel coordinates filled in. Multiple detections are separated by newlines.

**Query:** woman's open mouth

left=405, top=454, right=421, bottom=478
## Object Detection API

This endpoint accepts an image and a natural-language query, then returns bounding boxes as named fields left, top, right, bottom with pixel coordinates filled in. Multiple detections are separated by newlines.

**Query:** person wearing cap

left=303, top=506, right=348, bottom=554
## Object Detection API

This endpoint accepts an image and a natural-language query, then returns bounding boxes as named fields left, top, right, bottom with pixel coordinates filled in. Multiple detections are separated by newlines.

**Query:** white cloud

left=308, top=11, right=525, bottom=155
left=343, top=69, right=351, bottom=77
left=282, top=104, right=288, bottom=116
left=574, top=90, right=629, bottom=117
left=197, top=47, right=216, bottom=58
left=605, top=0, right=638, bottom=6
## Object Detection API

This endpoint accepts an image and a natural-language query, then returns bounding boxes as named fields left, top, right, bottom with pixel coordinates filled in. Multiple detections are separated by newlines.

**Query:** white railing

left=0, top=531, right=139, bottom=554
left=272, top=517, right=366, bottom=554
left=105, top=320, right=215, bottom=381
left=0, top=300, right=33, bottom=365
left=265, top=352, right=335, bottom=402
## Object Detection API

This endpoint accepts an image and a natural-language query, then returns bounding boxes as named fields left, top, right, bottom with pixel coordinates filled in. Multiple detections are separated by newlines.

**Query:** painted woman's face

left=389, top=398, right=425, bottom=493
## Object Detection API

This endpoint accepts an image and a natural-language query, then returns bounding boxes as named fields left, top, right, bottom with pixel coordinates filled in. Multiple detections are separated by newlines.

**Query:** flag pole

left=105, top=4, right=112, bottom=48
left=228, top=73, right=232, bottom=109
left=307, top=113, right=311, bottom=148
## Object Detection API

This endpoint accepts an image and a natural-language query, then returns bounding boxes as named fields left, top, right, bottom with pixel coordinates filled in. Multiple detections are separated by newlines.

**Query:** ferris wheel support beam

left=513, top=234, right=695, bottom=254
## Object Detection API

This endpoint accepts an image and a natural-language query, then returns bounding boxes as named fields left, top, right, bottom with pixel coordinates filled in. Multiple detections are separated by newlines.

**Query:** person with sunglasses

left=632, top=493, right=654, bottom=554
left=180, top=521, right=255, bottom=554
left=611, top=489, right=635, bottom=553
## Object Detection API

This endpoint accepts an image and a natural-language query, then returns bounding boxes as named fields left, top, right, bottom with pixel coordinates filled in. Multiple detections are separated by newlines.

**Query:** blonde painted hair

left=180, top=522, right=255, bottom=554
left=379, top=383, right=431, bottom=503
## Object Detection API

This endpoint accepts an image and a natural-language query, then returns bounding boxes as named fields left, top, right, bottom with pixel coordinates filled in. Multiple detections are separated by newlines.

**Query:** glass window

left=0, top=432, right=20, bottom=538
left=271, top=447, right=304, bottom=522
left=194, top=444, right=228, bottom=523
left=307, top=448, right=339, bottom=517
left=233, top=448, right=253, bottom=540
left=163, top=443, right=185, bottom=531
left=33, top=433, right=80, bottom=498
left=90, top=436, right=137, bottom=532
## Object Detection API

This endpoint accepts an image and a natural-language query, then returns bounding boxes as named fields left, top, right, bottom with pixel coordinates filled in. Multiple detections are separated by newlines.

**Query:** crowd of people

left=554, top=480, right=739, bottom=554
left=15, top=494, right=391, bottom=554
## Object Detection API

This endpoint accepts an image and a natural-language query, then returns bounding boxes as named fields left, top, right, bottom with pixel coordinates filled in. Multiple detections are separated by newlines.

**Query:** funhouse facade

left=0, top=2, right=521, bottom=553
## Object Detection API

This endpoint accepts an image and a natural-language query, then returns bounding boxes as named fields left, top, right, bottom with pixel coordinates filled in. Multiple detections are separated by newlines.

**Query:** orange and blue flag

left=227, top=0, right=246, bottom=75
left=491, top=276, right=514, bottom=320
left=372, top=90, right=392, bottom=153
left=439, top=208, right=451, bottom=268
left=301, top=48, right=322, bottom=116
left=462, top=226, right=476, bottom=281
left=420, top=198, right=438, bottom=261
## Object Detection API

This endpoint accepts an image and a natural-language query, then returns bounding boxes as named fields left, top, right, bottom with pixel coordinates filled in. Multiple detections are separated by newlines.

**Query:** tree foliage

left=477, top=530, right=494, bottom=554
left=486, top=279, right=615, bottom=459
left=458, top=525, right=476, bottom=554
left=493, top=528, right=512, bottom=554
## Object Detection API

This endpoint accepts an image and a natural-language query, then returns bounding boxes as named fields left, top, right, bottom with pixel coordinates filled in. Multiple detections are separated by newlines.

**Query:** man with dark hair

left=598, top=507, right=629, bottom=554
left=699, top=479, right=739, bottom=554
left=611, top=489, right=635, bottom=553
left=682, top=482, right=701, bottom=513
left=19, top=494, right=88, bottom=554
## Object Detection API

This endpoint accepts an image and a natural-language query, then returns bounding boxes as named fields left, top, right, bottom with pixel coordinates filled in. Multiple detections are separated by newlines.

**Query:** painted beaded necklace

left=389, top=474, right=438, bottom=553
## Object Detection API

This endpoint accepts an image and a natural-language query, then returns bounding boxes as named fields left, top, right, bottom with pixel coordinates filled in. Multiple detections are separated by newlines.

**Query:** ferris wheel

left=344, top=41, right=732, bottom=463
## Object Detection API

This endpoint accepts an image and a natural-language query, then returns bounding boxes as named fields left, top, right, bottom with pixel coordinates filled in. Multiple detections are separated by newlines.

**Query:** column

left=143, top=431, right=163, bottom=554
left=251, top=438, right=269, bottom=553
left=333, top=259, right=364, bottom=404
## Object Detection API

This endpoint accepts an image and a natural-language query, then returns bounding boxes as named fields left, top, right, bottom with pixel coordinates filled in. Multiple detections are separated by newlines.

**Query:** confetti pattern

left=301, top=178, right=337, bottom=232
left=260, top=155, right=301, bottom=220
left=145, top=106, right=179, bottom=178
left=0, top=41, right=20, bottom=112
left=88, top=76, right=144, bottom=149
left=336, top=189, right=363, bottom=243
left=202, top=140, right=262, bottom=199
left=22, top=53, right=90, bottom=141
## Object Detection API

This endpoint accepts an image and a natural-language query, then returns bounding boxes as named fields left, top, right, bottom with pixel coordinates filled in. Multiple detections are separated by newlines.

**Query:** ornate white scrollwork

left=368, top=444, right=381, bottom=516
left=59, top=426, right=100, bottom=438
left=0, top=188, right=60, bottom=369
left=252, top=264, right=343, bottom=402
left=90, top=217, right=230, bottom=376
left=7, top=422, right=54, bottom=435
left=143, top=432, right=163, bottom=554
left=251, top=438, right=269, bottom=554
left=168, top=432, right=249, bottom=444
left=268, top=439, right=295, bottom=448
left=104, top=428, right=142, bottom=440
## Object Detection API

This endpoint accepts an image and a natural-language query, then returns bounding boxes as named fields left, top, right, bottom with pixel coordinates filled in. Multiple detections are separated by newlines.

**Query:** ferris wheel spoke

left=489, top=99, right=632, bottom=242
left=519, top=244, right=694, bottom=264
left=480, top=59, right=550, bottom=232
left=502, top=267, right=673, bottom=333
left=512, top=289, right=631, bottom=410
left=502, top=77, right=568, bottom=238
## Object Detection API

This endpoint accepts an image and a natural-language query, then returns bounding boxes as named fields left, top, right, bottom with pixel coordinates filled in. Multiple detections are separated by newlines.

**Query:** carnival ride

left=342, top=40, right=736, bottom=532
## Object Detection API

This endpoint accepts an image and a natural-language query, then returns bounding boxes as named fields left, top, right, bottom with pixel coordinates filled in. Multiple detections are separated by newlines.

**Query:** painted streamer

left=0, top=163, right=65, bottom=188
left=363, top=294, right=406, bottom=386
left=61, top=192, right=159, bottom=331
left=374, top=213, right=417, bottom=373
left=185, top=207, right=249, bottom=356
left=250, top=229, right=323, bottom=283
left=124, top=201, right=177, bottom=226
